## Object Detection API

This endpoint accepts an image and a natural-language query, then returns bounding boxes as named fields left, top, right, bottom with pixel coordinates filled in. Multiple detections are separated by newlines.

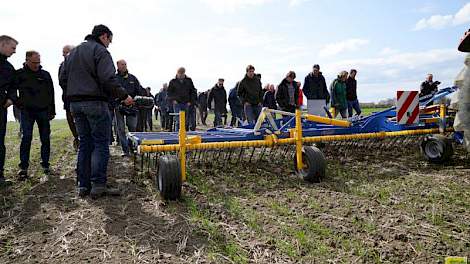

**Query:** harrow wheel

left=294, top=146, right=326, bottom=183
left=420, top=135, right=454, bottom=164
left=157, top=155, right=182, bottom=200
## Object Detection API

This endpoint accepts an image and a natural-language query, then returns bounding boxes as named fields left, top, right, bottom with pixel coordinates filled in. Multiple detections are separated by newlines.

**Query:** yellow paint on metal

left=179, top=111, right=187, bottom=182
left=138, top=128, right=450, bottom=153
left=295, top=109, right=304, bottom=171
left=422, top=118, right=440, bottom=124
left=140, top=139, right=164, bottom=145
left=187, top=135, right=202, bottom=144
left=304, top=114, right=351, bottom=127
left=440, top=104, right=446, bottom=134
left=330, top=107, right=336, bottom=118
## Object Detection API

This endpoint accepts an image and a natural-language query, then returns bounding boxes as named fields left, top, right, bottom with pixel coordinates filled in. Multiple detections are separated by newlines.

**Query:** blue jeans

left=19, top=110, right=51, bottom=170
left=347, top=100, right=361, bottom=117
left=173, top=103, right=189, bottom=131
left=70, top=101, right=111, bottom=188
left=115, top=109, right=137, bottom=154
left=244, top=104, right=262, bottom=125
left=0, top=109, right=7, bottom=173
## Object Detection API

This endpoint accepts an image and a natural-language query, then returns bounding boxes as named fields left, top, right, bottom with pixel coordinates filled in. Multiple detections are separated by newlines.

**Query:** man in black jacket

left=420, top=74, right=440, bottom=97
left=59, top=45, right=79, bottom=151
left=168, top=67, right=197, bottom=131
left=237, top=65, right=263, bottom=124
left=228, top=83, right=244, bottom=127
left=0, top=35, right=18, bottom=186
left=346, top=69, right=361, bottom=117
left=155, top=83, right=172, bottom=131
left=208, top=78, right=227, bottom=127
left=263, top=84, right=277, bottom=110
left=303, top=64, right=330, bottom=115
left=15, top=51, right=55, bottom=179
left=60, top=25, right=133, bottom=199
left=115, top=59, right=144, bottom=155
left=276, top=71, right=300, bottom=113
left=197, top=91, right=208, bottom=126
left=420, top=74, right=440, bottom=106
left=144, top=87, right=154, bottom=131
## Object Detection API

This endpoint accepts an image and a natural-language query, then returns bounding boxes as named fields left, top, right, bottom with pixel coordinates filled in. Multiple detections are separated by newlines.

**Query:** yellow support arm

left=304, top=114, right=351, bottom=127
left=179, top=111, right=187, bottom=182
left=295, top=109, right=304, bottom=171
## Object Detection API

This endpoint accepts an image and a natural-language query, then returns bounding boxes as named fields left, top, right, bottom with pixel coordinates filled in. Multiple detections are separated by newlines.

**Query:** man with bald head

left=115, top=59, right=143, bottom=156
left=58, top=44, right=79, bottom=151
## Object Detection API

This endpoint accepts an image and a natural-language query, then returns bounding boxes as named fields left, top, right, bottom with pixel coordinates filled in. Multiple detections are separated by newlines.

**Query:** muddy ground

left=1, top=120, right=469, bottom=263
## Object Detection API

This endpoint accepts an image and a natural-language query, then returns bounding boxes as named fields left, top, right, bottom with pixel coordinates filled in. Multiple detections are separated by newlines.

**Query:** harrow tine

left=249, top=147, right=256, bottom=163
left=258, top=146, right=267, bottom=163
left=237, top=148, right=245, bottom=164
left=226, top=148, right=234, bottom=166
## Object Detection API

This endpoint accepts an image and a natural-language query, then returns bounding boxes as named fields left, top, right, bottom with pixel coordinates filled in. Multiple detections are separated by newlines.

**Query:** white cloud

left=289, top=0, right=310, bottom=7
left=200, top=0, right=273, bottom=14
left=318, top=38, right=369, bottom=57
left=414, top=3, right=437, bottom=14
left=319, top=48, right=464, bottom=102
left=413, top=2, right=470, bottom=30
left=380, top=47, right=399, bottom=55
left=453, top=2, right=470, bottom=25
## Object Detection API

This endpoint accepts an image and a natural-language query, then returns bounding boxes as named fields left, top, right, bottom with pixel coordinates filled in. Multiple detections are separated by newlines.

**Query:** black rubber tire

left=420, top=135, right=454, bottom=164
left=294, top=146, right=326, bottom=183
left=157, top=155, right=182, bottom=200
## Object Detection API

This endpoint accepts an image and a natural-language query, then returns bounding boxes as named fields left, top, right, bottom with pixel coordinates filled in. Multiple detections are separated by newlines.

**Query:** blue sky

left=2, top=0, right=469, bottom=118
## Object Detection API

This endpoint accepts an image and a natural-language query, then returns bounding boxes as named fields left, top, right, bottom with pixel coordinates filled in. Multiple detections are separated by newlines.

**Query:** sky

left=2, top=0, right=469, bottom=119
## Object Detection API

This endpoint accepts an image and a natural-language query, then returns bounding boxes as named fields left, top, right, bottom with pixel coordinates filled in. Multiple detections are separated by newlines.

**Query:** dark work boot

left=77, top=187, right=90, bottom=198
left=0, top=171, right=12, bottom=187
left=90, top=183, right=121, bottom=200
left=17, top=169, right=28, bottom=181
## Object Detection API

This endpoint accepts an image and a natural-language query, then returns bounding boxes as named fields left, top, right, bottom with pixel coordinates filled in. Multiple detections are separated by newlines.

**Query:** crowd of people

left=0, top=24, right=441, bottom=198
left=151, top=64, right=363, bottom=131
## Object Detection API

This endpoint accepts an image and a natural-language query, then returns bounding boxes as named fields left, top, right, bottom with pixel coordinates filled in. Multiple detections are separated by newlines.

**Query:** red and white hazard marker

left=396, top=91, right=419, bottom=125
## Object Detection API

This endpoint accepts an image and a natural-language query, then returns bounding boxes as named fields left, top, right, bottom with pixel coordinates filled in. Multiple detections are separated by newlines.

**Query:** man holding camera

left=420, top=74, right=440, bottom=97
left=420, top=74, right=440, bottom=106
left=115, top=59, right=143, bottom=156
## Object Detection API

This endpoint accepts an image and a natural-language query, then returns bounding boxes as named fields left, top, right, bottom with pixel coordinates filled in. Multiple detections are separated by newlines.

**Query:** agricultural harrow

left=128, top=86, right=462, bottom=200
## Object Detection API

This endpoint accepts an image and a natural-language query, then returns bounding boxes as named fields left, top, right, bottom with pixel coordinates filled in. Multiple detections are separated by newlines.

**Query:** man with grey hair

left=15, top=51, right=55, bottom=180
left=59, top=45, right=79, bottom=151
left=0, top=35, right=18, bottom=186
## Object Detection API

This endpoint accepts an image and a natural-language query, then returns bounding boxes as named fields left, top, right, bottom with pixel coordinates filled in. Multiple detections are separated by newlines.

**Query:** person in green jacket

left=330, top=71, right=348, bottom=118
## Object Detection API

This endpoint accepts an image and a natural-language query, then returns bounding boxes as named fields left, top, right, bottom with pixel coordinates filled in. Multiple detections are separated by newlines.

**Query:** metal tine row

left=137, top=134, right=427, bottom=175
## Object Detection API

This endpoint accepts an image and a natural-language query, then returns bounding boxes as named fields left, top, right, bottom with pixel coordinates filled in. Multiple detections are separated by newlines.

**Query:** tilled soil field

left=1, top=120, right=469, bottom=263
